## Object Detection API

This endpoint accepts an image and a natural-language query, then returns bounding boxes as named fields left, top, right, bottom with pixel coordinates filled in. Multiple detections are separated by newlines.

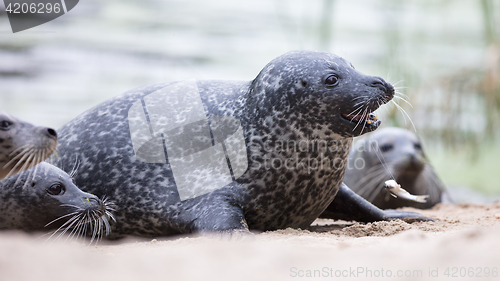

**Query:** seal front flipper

left=382, top=210, right=434, bottom=223
left=320, top=183, right=433, bottom=223
left=177, top=187, right=250, bottom=235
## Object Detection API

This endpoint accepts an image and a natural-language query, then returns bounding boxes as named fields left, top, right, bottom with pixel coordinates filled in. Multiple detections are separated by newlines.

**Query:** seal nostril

left=88, top=197, right=102, bottom=207
left=46, top=128, right=57, bottom=139
left=407, top=153, right=424, bottom=166
left=370, top=78, right=387, bottom=92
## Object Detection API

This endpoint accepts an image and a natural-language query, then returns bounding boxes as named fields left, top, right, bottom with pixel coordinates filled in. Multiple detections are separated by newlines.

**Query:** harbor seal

left=341, top=127, right=449, bottom=209
left=0, top=162, right=115, bottom=241
left=50, top=50, right=431, bottom=238
left=0, top=111, right=57, bottom=180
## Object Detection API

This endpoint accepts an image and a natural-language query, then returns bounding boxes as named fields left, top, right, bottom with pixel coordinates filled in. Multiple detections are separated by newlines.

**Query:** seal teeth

left=341, top=113, right=378, bottom=124
left=366, top=113, right=378, bottom=125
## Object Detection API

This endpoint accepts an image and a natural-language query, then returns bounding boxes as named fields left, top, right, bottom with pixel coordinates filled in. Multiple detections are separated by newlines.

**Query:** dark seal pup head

left=344, top=127, right=449, bottom=209
left=0, top=111, right=57, bottom=180
left=0, top=162, right=115, bottom=242
left=247, top=50, right=394, bottom=137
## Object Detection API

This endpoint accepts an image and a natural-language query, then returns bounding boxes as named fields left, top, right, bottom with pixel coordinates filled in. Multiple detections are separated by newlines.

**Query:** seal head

left=247, top=51, right=393, bottom=138
left=0, top=162, right=115, bottom=240
left=0, top=111, right=57, bottom=180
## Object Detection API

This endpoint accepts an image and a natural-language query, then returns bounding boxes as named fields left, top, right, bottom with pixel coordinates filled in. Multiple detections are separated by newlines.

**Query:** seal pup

left=0, top=111, right=57, bottom=180
left=51, top=50, right=431, bottom=238
left=0, top=162, right=115, bottom=242
left=342, top=127, right=448, bottom=209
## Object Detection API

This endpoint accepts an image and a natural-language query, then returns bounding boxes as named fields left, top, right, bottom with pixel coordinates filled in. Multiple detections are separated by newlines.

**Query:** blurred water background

left=0, top=0, right=499, bottom=201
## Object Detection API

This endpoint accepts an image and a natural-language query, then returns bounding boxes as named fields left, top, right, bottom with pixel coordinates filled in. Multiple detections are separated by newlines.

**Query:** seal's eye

left=0, top=120, right=12, bottom=131
left=414, top=143, right=422, bottom=150
left=46, top=183, right=65, bottom=196
left=325, top=75, right=339, bottom=87
left=379, top=144, right=393, bottom=153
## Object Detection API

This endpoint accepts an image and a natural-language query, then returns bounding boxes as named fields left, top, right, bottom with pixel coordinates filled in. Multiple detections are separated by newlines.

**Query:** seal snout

left=336, top=75, right=396, bottom=136
left=49, top=195, right=116, bottom=242
left=369, top=77, right=387, bottom=91
left=400, top=153, right=426, bottom=173
left=86, top=196, right=101, bottom=207
left=368, top=76, right=395, bottom=103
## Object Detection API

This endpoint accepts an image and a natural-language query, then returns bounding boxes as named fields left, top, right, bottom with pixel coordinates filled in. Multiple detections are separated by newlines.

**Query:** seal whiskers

left=390, top=96, right=417, bottom=131
left=68, top=158, right=81, bottom=178
left=393, top=95, right=413, bottom=107
left=5, top=139, right=56, bottom=177
left=367, top=182, right=385, bottom=203
left=5, top=145, right=37, bottom=176
left=46, top=197, right=116, bottom=244
left=356, top=166, right=389, bottom=198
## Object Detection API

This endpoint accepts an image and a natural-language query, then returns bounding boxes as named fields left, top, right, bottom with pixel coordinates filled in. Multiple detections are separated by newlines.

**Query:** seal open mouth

left=340, top=112, right=380, bottom=127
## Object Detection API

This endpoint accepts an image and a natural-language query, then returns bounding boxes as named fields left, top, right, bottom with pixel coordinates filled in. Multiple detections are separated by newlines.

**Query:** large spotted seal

left=0, top=162, right=115, bottom=241
left=0, top=111, right=57, bottom=180
left=51, top=50, right=430, bottom=238
left=340, top=127, right=449, bottom=209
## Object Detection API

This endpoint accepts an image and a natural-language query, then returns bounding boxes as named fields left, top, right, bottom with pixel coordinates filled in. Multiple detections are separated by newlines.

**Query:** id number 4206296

left=444, top=267, right=498, bottom=278
left=5, top=2, right=62, bottom=14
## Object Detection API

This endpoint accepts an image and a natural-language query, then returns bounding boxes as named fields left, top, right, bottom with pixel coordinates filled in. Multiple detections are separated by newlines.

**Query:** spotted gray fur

left=49, top=50, right=428, bottom=238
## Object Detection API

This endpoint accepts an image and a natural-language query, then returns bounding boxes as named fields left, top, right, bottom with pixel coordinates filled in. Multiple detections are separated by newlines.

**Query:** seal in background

left=0, top=111, right=57, bottom=180
left=343, top=127, right=449, bottom=209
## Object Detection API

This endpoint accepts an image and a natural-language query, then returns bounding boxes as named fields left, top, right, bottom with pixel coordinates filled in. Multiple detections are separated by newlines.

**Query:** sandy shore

left=1, top=203, right=500, bottom=281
